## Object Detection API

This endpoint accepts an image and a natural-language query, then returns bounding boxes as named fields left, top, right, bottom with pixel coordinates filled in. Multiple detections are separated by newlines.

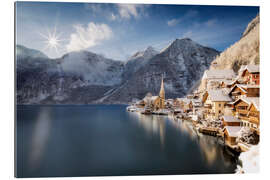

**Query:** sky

left=16, top=2, right=259, bottom=61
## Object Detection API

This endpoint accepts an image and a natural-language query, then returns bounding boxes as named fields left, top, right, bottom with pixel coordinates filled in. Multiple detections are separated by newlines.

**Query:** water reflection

left=167, top=117, right=237, bottom=167
left=127, top=112, right=166, bottom=146
left=28, top=107, right=52, bottom=171
left=168, top=118, right=219, bottom=166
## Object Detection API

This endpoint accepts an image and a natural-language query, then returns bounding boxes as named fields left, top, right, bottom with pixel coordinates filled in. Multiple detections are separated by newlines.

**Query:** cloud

left=167, top=19, right=180, bottom=26
left=66, top=22, right=113, bottom=52
left=205, top=19, right=217, bottom=27
left=167, top=10, right=198, bottom=26
left=117, top=4, right=142, bottom=19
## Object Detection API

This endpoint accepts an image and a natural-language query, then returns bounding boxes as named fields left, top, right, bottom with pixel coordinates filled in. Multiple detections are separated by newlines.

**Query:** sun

left=39, top=27, right=64, bottom=54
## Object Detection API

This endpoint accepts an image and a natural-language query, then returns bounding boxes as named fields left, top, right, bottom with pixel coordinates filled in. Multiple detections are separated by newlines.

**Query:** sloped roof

left=150, top=96, right=159, bottom=101
left=203, top=69, right=236, bottom=79
left=208, top=89, right=232, bottom=102
left=248, top=98, right=260, bottom=111
left=245, top=65, right=260, bottom=73
left=176, top=98, right=191, bottom=104
left=224, top=126, right=242, bottom=137
left=222, top=116, right=241, bottom=123
left=233, top=97, right=259, bottom=108
left=229, top=84, right=247, bottom=95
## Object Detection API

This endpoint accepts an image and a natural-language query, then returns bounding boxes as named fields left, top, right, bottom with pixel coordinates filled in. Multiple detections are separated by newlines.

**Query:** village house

left=223, top=126, right=242, bottom=146
left=220, top=79, right=240, bottom=89
left=232, top=97, right=260, bottom=130
left=228, top=84, right=260, bottom=100
left=202, top=89, right=232, bottom=120
left=221, top=115, right=241, bottom=127
left=238, top=64, right=260, bottom=85
left=174, top=98, right=193, bottom=113
left=201, top=69, right=236, bottom=90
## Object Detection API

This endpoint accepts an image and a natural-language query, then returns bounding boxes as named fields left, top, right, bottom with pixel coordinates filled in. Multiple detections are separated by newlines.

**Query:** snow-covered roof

left=203, top=69, right=236, bottom=80
left=151, top=96, right=159, bottom=101
left=244, top=65, right=260, bottom=73
left=238, top=84, right=260, bottom=89
left=224, top=126, right=242, bottom=137
left=222, top=88, right=231, bottom=95
left=208, top=89, right=232, bottom=102
left=233, top=97, right=259, bottom=109
left=176, top=98, right=191, bottom=104
left=229, top=84, right=247, bottom=94
left=248, top=98, right=260, bottom=111
left=222, top=116, right=241, bottom=123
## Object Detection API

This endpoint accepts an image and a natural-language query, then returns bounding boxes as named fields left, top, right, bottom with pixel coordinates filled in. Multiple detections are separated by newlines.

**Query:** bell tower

left=159, top=74, right=165, bottom=109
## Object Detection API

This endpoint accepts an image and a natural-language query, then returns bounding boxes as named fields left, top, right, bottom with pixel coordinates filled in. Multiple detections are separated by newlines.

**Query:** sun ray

left=38, top=26, right=64, bottom=56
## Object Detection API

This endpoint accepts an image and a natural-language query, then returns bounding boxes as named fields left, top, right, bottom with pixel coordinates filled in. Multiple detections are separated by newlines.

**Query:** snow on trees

left=236, top=127, right=259, bottom=145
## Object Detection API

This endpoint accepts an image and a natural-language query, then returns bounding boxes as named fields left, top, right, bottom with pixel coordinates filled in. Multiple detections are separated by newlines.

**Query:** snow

left=236, top=145, right=259, bottom=173
left=202, top=69, right=236, bottom=80
left=242, top=64, right=260, bottom=74
left=224, top=126, right=242, bottom=137
left=60, top=51, right=123, bottom=86
left=236, top=127, right=259, bottom=144
left=222, top=115, right=241, bottom=122
left=208, top=89, right=232, bottom=102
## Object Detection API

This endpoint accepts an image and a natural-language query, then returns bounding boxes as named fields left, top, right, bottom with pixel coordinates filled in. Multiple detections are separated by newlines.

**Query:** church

left=142, top=76, right=166, bottom=111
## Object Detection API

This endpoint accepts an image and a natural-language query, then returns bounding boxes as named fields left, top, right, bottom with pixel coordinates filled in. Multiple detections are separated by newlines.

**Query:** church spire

left=159, top=74, right=165, bottom=99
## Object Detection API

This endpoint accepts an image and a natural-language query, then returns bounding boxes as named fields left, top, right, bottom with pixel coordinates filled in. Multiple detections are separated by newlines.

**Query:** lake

left=16, top=105, right=238, bottom=177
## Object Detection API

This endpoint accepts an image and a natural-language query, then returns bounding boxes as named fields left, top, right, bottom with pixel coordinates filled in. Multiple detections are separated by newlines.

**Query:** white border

left=1, top=0, right=270, bottom=180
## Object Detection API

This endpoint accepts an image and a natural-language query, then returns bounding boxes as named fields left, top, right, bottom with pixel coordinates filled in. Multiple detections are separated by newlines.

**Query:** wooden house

left=223, top=126, right=242, bottom=146
left=232, top=97, right=260, bottom=130
left=247, top=100, right=260, bottom=130
left=221, top=116, right=241, bottom=127
left=228, top=84, right=260, bottom=100
left=239, top=65, right=260, bottom=85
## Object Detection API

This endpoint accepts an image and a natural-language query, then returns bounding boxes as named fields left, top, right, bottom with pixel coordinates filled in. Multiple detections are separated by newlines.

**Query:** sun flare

left=39, top=27, right=64, bottom=54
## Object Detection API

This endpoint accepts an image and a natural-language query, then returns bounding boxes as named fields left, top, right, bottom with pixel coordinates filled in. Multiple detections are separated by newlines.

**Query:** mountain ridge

left=16, top=38, right=219, bottom=104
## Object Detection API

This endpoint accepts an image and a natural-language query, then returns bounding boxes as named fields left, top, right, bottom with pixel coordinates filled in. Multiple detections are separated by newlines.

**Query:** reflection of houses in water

left=198, top=136, right=219, bottom=165
left=168, top=117, right=236, bottom=166
left=168, top=118, right=198, bottom=140
left=129, top=112, right=167, bottom=146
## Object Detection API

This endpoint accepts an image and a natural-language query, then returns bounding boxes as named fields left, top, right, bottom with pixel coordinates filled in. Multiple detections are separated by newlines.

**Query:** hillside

left=210, top=15, right=259, bottom=72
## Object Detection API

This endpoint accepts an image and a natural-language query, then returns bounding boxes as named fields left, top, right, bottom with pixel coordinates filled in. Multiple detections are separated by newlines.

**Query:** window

left=219, top=104, right=221, bottom=107
left=219, top=110, right=221, bottom=114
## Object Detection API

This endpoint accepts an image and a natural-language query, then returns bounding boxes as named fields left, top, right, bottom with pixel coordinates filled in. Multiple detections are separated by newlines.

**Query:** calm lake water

left=16, top=105, right=238, bottom=177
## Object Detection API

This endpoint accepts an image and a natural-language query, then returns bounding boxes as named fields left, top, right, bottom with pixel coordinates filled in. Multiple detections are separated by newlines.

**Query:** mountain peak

left=129, top=46, right=158, bottom=61
left=16, top=45, right=48, bottom=59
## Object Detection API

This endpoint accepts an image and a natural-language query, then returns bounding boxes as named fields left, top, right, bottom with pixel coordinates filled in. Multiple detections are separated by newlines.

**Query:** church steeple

left=159, top=74, right=165, bottom=99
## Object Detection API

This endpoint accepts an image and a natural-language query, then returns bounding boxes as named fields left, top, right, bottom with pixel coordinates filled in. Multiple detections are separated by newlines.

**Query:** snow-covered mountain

left=98, top=38, right=219, bottom=104
left=122, top=46, right=158, bottom=80
left=16, top=45, right=48, bottom=59
left=16, top=39, right=219, bottom=104
left=209, top=15, right=259, bottom=72
left=16, top=45, right=124, bottom=104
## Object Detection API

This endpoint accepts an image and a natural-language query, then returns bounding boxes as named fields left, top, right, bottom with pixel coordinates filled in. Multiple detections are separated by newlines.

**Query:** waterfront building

left=223, top=126, right=242, bottom=146
left=202, top=89, right=232, bottom=119
left=138, top=76, right=166, bottom=111
left=221, top=116, right=241, bottom=127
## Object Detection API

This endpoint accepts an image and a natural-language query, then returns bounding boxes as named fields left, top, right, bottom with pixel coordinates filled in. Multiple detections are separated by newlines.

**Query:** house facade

left=202, top=90, right=232, bottom=119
